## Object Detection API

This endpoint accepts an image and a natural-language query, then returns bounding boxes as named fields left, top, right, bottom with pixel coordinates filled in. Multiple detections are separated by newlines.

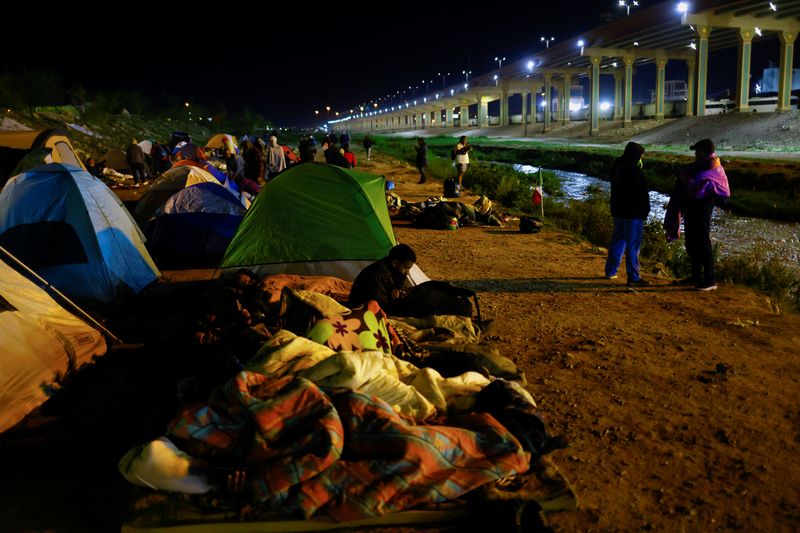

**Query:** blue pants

left=605, top=218, right=644, bottom=281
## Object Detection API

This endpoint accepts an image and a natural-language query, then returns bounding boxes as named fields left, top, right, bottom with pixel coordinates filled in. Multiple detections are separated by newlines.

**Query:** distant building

left=650, top=80, right=688, bottom=103
left=754, top=63, right=800, bottom=94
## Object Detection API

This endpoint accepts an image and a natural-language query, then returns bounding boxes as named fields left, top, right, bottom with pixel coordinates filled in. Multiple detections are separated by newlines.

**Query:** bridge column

left=623, top=55, right=635, bottom=126
left=655, top=56, right=667, bottom=120
left=591, top=56, right=602, bottom=135
left=478, top=97, right=489, bottom=128
left=736, top=28, right=753, bottom=112
left=562, top=75, right=571, bottom=125
left=543, top=73, right=552, bottom=132
left=613, top=71, right=624, bottom=120
left=521, top=91, right=529, bottom=135
left=686, top=57, right=696, bottom=116
left=500, top=89, right=509, bottom=126
left=460, top=104, right=469, bottom=127
left=695, top=25, right=712, bottom=117
left=445, top=107, right=453, bottom=127
left=778, top=31, right=797, bottom=111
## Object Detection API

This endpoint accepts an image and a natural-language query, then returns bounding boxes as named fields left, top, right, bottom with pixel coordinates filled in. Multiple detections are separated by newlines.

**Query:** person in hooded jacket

left=265, top=135, right=286, bottom=180
left=665, top=138, right=730, bottom=291
left=604, top=141, right=650, bottom=285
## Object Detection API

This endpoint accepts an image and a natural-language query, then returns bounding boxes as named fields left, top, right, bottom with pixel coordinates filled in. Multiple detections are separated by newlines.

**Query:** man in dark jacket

left=348, top=244, right=416, bottom=314
left=126, top=139, right=149, bottom=188
left=604, top=141, right=650, bottom=285
left=414, top=138, right=428, bottom=184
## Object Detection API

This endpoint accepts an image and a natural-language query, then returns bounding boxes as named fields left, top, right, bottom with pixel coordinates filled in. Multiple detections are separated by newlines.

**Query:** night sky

left=4, top=0, right=783, bottom=126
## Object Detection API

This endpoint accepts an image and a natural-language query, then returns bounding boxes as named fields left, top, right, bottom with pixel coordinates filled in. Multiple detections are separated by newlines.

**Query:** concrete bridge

left=331, top=0, right=799, bottom=136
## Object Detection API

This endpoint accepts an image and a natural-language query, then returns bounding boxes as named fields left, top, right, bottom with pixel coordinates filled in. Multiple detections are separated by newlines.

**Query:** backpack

left=443, top=178, right=460, bottom=198
left=450, top=149, right=456, bottom=161
left=520, top=216, right=543, bottom=234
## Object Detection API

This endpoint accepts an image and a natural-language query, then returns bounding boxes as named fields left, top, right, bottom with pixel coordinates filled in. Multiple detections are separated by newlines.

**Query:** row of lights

left=333, top=1, right=782, bottom=123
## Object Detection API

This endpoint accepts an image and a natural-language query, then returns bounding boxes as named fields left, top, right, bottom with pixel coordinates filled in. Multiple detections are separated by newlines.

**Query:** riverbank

left=359, top=152, right=800, bottom=532
left=367, top=113, right=800, bottom=221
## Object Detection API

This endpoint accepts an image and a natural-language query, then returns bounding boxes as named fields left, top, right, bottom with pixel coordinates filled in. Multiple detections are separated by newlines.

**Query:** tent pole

left=0, top=245, right=122, bottom=344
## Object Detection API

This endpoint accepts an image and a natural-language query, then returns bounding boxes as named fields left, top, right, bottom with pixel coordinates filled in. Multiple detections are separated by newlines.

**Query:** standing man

left=605, top=142, right=650, bottom=286
left=666, top=138, right=730, bottom=291
left=363, top=135, right=375, bottom=160
left=415, top=137, right=428, bottom=184
left=265, top=136, right=286, bottom=180
left=126, top=139, right=149, bottom=188
left=454, top=135, right=472, bottom=190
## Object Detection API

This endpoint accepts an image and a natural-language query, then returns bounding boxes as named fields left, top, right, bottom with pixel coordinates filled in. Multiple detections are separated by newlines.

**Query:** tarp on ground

left=0, top=250, right=107, bottom=433
left=0, top=163, right=160, bottom=304
left=219, top=162, right=427, bottom=283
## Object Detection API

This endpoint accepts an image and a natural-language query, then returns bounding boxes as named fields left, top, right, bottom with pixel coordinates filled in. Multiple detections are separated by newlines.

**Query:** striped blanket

left=168, top=371, right=530, bottom=521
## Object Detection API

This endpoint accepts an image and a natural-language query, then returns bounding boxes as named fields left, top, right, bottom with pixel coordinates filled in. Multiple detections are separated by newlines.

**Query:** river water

left=513, top=164, right=800, bottom=268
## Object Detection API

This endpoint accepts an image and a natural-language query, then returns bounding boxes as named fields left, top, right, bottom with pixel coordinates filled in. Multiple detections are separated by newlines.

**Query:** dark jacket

left=126, top=143, right=146, bottom=166
left=415, top=143, right=427, bottom=167
left=348, top=258, right=410, bottom=312
left=609, top=156, right=650, bottom=219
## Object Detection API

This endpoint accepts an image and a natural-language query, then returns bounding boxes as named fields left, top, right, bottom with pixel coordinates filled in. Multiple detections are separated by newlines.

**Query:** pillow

left=307, top=300, right=400, bottom=355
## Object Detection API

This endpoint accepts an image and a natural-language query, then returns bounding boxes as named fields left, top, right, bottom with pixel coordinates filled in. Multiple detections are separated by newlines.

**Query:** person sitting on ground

left=85, top=156, right=106, bottom=180
left=349, top=244, right=474, bottom=318
left=348, top=244, right=416, bottom=314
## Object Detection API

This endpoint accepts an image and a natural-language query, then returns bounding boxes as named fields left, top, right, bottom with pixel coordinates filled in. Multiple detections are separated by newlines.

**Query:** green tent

left=219, top=163, right=401, bottom=281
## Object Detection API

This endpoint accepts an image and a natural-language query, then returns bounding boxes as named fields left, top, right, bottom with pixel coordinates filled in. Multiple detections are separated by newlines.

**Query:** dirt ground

left=1, top=149, right=798, bottom=532
left=362, top=153, right=800, bottom=532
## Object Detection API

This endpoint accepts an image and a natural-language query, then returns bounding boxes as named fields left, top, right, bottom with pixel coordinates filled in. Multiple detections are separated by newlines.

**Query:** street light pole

left=618, top=0, right=638, bottom=15
left=494, top=56, right=506, bottom=70
left=541, top=36, right=554, bottom=48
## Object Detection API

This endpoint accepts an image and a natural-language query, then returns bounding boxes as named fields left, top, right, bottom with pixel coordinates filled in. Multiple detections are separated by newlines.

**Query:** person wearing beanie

left=665, top=138, right=730, bottom=291
left=605, top=141, right=650, bottom=286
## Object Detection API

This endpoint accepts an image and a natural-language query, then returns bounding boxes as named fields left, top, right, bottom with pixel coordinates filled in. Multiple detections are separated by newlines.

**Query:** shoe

left=133, top=184, right=141, bottom=188
left=605, top=274, right=618, bottom=279
left=696, top=282, right=718, bottom=291
left=418, top=179, right=427, bottom=184
left=627, top=278, right=650, bottom=286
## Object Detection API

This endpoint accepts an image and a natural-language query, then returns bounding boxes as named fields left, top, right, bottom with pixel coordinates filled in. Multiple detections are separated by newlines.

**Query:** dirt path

left=360, top=152, right=800, bottom=532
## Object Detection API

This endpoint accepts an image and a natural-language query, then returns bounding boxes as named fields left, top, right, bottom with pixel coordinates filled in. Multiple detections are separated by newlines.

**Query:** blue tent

left=144, top=182, right=246, bottom=268
left=0, top=164, right=160, bottom=304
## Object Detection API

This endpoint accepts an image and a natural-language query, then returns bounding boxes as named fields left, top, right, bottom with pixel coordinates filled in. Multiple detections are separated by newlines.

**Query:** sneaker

left=627, top=278, right=650, bottom=286
left=696, top=282, right=718, bottom=291
left=133, top=183, right=141, bottom=188
left=605, top=274, right=618, bottom=279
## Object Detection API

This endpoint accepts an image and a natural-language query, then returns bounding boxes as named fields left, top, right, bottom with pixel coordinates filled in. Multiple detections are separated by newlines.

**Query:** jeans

left=605, top=217, right=644, bottom=281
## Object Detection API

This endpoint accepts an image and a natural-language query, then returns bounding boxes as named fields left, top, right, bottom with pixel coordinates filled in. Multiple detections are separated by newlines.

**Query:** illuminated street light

left=464, top=83, right=469, bottom=90
left=754, top=26, right=762, bottom=37
left=494, top=56, right=506, bottom=70
left=184, top=101, right=190, bottom=108
left=462, top=69, right=472, bottom=81
left=578, top=39, right=585, bottom=55
left=676, top=2, right=689, bottom=13
left=689, top=42, right=697, bottom=50
left=540, top=36, right=555, bottom=48
left=618, top=0, right=639, bottom=15
left=493, top=74, right=499, bottom=86
left=438, top=71, right=450, bottom=89
left=769, top=2, right=777, bottom=11
left=527, top=60, right=534, bottom=71
left=315, top=110, right=320, bottom=115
